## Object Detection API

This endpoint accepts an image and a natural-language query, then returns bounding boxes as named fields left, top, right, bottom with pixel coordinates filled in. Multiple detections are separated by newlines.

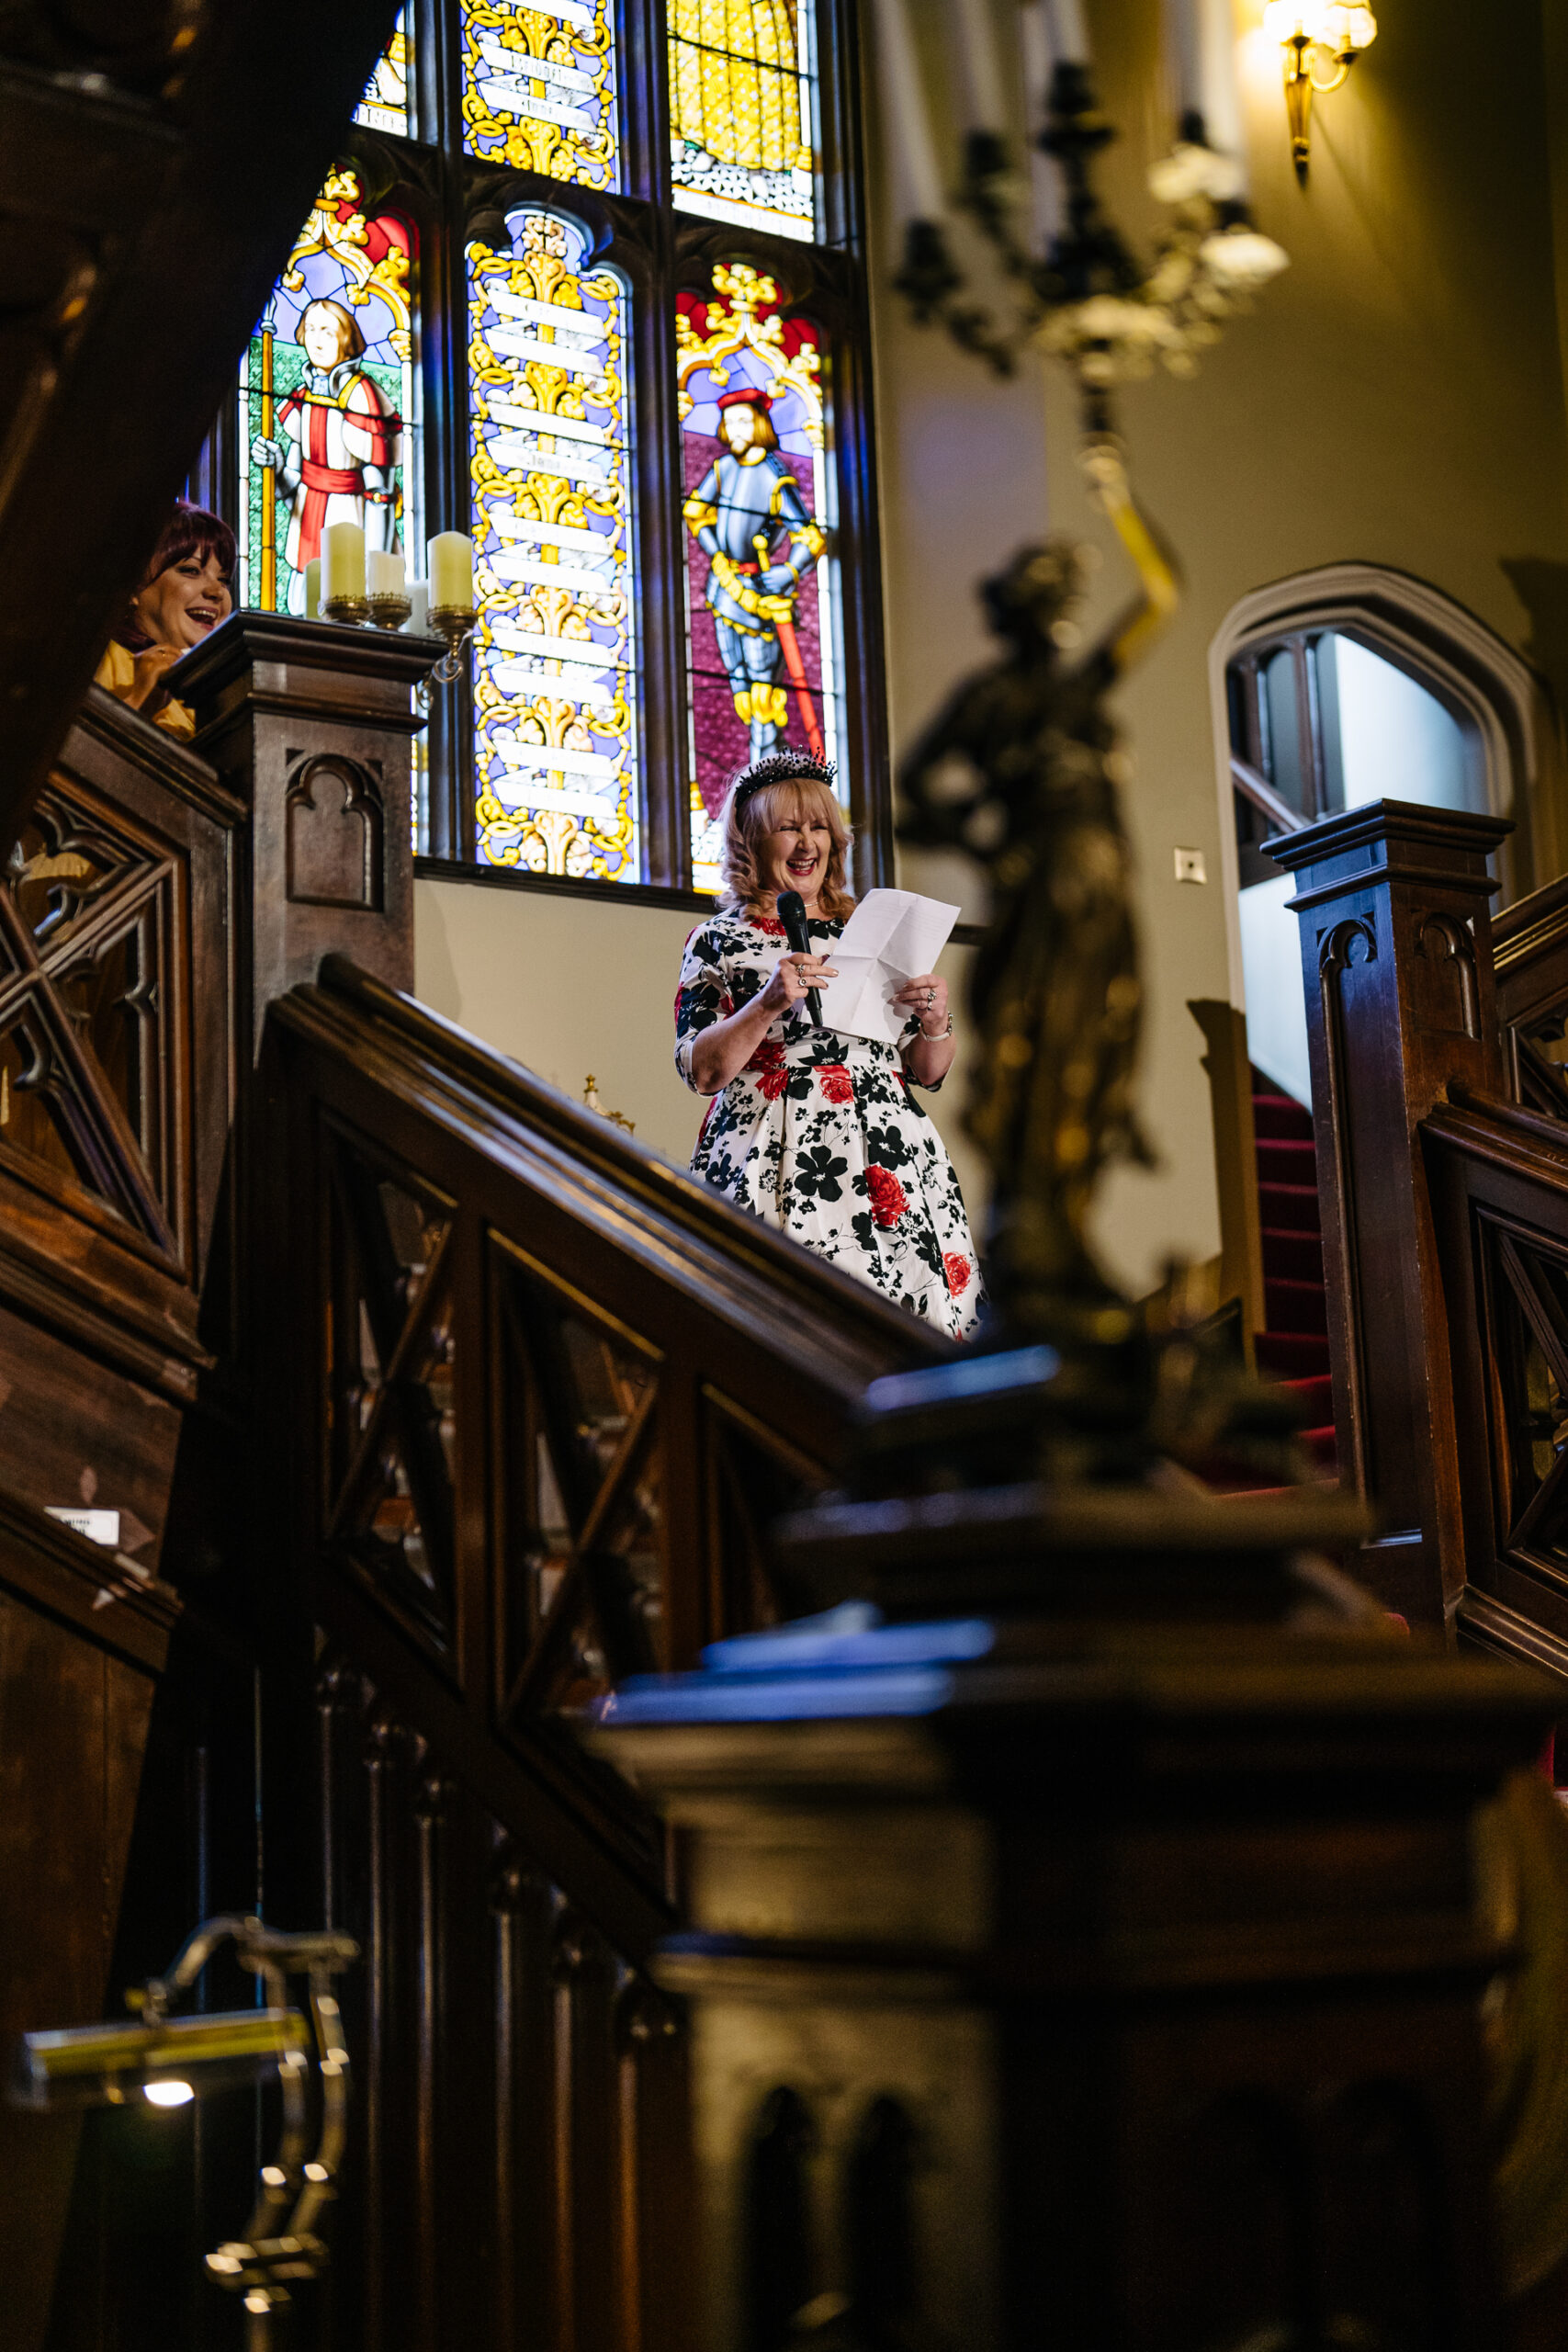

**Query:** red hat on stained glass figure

left=715, top=387, right=773, bottom=413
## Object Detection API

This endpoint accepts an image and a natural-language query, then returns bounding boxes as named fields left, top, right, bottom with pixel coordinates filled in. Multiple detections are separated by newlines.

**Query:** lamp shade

left=11, top=2008, right=307, bottom=2111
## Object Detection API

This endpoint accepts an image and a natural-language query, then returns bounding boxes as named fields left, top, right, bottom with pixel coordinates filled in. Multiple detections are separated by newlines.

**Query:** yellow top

left=92, top=640, right=196, bottom=739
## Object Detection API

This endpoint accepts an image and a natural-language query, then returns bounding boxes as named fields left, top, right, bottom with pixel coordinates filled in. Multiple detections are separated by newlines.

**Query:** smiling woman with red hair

left=673, top=749, right=984, bottom=1338
left=93, top=499, right=235, bottom=738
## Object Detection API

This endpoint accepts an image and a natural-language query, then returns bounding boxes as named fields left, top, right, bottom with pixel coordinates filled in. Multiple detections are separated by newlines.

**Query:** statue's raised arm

left=897, top=442, right=1182, bottom=1348
left=1078, top=435, right=1181, bottom=680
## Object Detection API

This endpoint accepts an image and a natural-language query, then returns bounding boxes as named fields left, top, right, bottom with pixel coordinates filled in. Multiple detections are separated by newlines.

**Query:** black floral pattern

left=674, top=912, right=986, bottom=1339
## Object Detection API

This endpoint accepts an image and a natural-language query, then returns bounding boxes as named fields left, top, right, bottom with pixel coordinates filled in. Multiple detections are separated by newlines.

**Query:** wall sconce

left=1261, top=3, right=1377, bottom=179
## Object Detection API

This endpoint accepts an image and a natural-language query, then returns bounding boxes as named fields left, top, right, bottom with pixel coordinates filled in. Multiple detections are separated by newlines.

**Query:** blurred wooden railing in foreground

left=0, top=611, right=947, bottom=2351
left=1266, top=800, right=1568, bottom=1671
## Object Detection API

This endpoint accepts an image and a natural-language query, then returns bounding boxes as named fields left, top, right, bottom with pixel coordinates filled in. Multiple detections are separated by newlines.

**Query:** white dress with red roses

left=674, top=910, right=985, bottom=1340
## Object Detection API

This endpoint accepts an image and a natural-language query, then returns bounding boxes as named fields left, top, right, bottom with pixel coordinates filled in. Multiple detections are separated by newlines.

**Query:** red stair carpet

left=1250, top=1069, right=1337, bottom=1479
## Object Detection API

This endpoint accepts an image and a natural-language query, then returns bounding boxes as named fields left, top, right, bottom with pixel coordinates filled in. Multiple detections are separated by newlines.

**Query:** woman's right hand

left=761, top=950, right=838, bottom=1016
left=127, top=644, right=183, bottom=709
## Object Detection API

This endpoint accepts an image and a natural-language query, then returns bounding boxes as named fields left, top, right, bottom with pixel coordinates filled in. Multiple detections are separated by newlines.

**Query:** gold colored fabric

left=93, top=641, right=197, bottom=739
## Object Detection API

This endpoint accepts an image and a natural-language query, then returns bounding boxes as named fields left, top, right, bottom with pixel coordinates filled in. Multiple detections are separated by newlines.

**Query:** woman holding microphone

left=674, top=750, right=983, bottom=1338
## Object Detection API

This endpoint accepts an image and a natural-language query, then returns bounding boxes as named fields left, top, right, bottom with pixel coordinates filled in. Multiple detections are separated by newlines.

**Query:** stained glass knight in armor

left=250, top=298, right=401, bottom=613
left=682, top=386, right=827, bottom=760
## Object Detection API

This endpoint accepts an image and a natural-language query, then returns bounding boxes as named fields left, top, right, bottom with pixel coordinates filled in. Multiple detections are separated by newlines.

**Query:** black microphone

left=776, top=889, right=823, bottom=1027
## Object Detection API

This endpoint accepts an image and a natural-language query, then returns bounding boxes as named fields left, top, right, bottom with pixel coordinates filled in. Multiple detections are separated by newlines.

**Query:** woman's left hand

left=893, top=973, right=950, bottom=1035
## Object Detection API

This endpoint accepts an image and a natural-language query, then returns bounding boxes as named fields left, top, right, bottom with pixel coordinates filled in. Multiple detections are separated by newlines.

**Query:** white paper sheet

left=814, top=888, right=961, bottom=1045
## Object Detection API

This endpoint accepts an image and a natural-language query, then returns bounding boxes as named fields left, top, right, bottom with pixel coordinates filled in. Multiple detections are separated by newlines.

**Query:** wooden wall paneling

left=0, top=0, right=407, bottom=854
left=0, top=1495, right=179, bottom=2352
left=1266, top=802, right=1511, bottom=1624
left=176, top=615, right=430, bottom=1049
left=1494, top=871, right=1568, bottom=1114
left=1425, top=1092, right=1568, bottom=1680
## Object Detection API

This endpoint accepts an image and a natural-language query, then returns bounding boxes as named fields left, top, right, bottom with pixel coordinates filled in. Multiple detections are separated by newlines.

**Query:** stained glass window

left=462, top=0, right=619, bottom=190
left=669, top=1, right=818, bottom=241
left=469, top=209, right=639, bottom=882
left=355, top=8, right=412, bottom=135
left=678, top=265, right=839, bottom=893
left=238, top=169, right=418, bottom=616
left=215, top=1, right=879, bottom=894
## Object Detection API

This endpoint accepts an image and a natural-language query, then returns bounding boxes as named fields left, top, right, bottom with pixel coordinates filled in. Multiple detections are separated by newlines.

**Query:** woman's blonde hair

left=717, top=754, right=855, bottom=923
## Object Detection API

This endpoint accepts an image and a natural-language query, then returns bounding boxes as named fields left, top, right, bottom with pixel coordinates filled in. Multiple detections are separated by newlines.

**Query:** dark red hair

left=115, top=500, right=236, bottom=651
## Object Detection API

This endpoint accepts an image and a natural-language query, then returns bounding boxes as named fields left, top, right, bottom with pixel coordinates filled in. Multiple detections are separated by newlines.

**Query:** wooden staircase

left=1250, top=1072, right=1337, bottom=1477
left=0, top=616, right=949, bottom=2351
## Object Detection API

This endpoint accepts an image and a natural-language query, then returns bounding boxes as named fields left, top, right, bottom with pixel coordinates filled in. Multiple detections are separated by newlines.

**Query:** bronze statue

left=900, top=440, right=1179, bottom=1351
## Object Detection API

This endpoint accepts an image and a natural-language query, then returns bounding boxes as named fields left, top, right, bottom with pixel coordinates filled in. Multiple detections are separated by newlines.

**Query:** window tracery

left=221, top=0, right=882, bottom=899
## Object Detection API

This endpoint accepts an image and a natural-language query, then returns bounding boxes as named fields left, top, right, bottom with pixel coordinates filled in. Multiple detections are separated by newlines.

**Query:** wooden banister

left=260, top=956, right=951, bottom=1934
left=1266, top=799, right=1511, bottom=1623
left=1189, top=998, right=1265, bottom=1354
left=248, top=955, right=951, bottom=2350
left=1425, top=1091, right=1568, bottom=1679
left=1493, top=872, right=1568, bottom=1113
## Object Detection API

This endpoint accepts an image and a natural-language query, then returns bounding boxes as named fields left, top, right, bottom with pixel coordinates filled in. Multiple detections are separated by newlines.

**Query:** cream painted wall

left=414, top=0, right=1568, bottom=1298
left=412, top=876, right=987, bottom=1216
left=864, top=0, right=1568, bottom=1294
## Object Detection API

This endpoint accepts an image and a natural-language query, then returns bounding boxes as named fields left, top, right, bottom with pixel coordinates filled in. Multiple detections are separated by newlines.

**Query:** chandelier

left=891, top=35, right=1290, bottom=435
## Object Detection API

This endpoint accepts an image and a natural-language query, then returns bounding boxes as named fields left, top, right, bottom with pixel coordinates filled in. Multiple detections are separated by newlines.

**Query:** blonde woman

left=674, top=751, right=983, bottom=1339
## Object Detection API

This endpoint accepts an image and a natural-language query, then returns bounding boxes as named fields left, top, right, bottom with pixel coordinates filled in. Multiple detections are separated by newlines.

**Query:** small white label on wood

left=46, top=1507, right=120, bottom=1547
left=1174, top=847, right=1208, bottom=884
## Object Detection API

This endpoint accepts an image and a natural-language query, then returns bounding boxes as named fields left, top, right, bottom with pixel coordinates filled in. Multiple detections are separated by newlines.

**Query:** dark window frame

left=1225, top=622, right=1478, bottom=889
left=193, top=0, right=893, bottom=904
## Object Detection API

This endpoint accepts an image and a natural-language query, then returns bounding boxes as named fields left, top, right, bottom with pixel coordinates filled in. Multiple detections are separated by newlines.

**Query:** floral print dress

left=674, top=910, right=985, bottom=1340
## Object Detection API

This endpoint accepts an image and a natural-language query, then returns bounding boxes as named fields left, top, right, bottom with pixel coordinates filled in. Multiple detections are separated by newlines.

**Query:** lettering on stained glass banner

left=462, top=0, right=619, bottom=191
left=239, top=168, right=417, bottom=616
left=470, top=209, right=639, bottom=882
left=670, top=0, right=818, bottom=242
left=678, top=264, right=840, bottom=893
left=355, top=6, right=412, bottom=135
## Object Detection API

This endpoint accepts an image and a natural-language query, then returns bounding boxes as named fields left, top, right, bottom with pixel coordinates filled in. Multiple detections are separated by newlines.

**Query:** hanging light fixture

left=1261, top=2, right=1379, bottom=180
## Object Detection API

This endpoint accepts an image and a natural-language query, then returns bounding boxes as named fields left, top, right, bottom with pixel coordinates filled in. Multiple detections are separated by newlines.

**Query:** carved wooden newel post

left=1267, top=801, right=1511, bottom=1626
left=176, top=611, right=428, bottom=1048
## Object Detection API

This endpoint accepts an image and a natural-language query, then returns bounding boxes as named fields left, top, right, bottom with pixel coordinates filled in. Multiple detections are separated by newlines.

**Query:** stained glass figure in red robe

left=249, top=298, right=401, bottom=612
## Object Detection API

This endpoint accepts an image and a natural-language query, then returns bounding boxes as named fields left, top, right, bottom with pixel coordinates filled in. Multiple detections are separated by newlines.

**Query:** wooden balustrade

left=5, top=614, right=944, bottom=2347
left=240, top=954, right=950, bottom=2347
left=1266, top=801, right=1510, bottom=1624
left=1495, top=872, right=1568, bottom=1114
left=1425, top=1088, right=1568, bottom=1675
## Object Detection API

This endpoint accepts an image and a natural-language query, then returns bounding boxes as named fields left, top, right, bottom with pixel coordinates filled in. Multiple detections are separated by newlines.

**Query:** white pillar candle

left=1199, top=0, right=1246, bottom=184
left=321, top=521, right=366, bottom=604
left=303, top=558, right=321, bottom=618
left=951, top=0, right=1006, bottom=130
left=368, top=548, right=406, bottom=596
left=1046, top=0, right=1089, bottom=62
left=1019, top=0, right=1062, bottom=240
left=428, top=531, right=474, bottom=611
left=1167, top=0, right=1202, bottom=121
left=404, top=581, right=429, bottom=635
left=871, top=0, right=945, bottom=223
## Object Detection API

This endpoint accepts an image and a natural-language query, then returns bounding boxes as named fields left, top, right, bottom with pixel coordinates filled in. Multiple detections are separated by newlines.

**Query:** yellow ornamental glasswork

left=669, top=0, right=818, bottom=240
left=462, top=0, right=619, bottom=190
left=355, top=8, right=412, bottom=135
left=469, top=209, right=639, bottom=883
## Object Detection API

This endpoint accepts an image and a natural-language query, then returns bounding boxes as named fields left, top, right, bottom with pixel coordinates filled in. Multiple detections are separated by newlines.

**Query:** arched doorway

left=1209, top=563, right=1561, bottom=1104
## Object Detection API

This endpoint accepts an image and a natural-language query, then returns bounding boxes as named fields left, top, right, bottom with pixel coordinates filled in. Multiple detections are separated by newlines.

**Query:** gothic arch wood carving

left=1317, top=915, right=1378, bottom=1495
left=286, top=750, right=385, bottom=912
left=1412, top=910, right=1480, bottom=1040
